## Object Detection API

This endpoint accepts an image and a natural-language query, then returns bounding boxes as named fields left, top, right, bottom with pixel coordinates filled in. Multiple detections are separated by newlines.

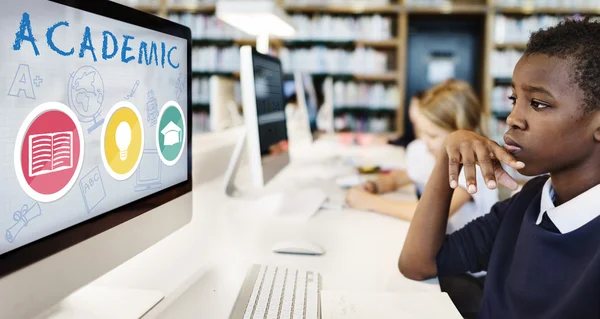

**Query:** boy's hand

left=443, top=130, right=525, bottom=194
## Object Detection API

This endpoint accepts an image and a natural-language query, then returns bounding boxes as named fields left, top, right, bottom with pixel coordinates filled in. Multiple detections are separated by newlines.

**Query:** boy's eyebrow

left=521, top=84, right=555, bottom=98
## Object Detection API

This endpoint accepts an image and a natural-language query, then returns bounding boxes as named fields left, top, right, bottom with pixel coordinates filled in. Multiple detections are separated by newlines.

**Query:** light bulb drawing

left=116, top=121, right=131, bottom=161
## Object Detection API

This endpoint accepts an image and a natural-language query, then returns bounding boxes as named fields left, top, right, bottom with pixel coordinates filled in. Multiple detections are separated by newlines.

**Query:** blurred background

left=113, top=0, right=600, bottom=145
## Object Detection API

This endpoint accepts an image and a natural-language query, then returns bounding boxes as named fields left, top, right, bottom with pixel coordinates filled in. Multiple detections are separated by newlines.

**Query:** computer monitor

left=283, top=72, right=317, bottom=146
left=0, top=1, right=192, bottom=317
left=295, top=72, right=318, bottom=133
left=224, top=46, right=289, bottom=193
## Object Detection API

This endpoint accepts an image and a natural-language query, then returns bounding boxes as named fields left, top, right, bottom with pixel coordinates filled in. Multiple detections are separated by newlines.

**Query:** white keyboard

left=229, top=265, right=321, bottom=319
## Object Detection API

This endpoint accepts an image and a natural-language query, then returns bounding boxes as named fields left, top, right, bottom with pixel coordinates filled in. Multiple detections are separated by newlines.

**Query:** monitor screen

left=251, top=51, right=288, bottom=157
left=0, top=0, right=189, bottom=262
left=300, top=74, right=318, bottom=132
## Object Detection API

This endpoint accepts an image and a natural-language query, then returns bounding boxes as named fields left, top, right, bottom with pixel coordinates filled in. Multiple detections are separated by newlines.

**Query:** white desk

left=94, top=132, right=440, bottom=318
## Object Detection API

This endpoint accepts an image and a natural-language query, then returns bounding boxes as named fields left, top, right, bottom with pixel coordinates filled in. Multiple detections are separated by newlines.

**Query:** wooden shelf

left=192, top=71, right=240, bottom=78
left=167, top=4, right=216, bottom=13
left=354, top=39, right=399, bottom=48
left=495, top=42, right=527, bottom=50
left=334, top=107, right=396, bottom=113
left=135, top=5, right=160, bottom=12
left=191, top=38, right=399, bottom=49
left=492, top=110, right=511, bottom=120
left=283, top=39, right=398, bottom=48
left=494, top=77, right=513, bottom=85
left=283, top=4, right=400, bottom=14
left=192, top=102, right=210, bottom=110
left=354, top=72, right=398, bottom=81
left=407, top=4, right=488, bottom=14
left=496, top=7, right=600, bottom=15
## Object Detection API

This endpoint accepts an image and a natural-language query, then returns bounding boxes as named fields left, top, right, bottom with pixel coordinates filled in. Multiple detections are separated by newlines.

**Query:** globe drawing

left=68, top=66, right=105, bottom=133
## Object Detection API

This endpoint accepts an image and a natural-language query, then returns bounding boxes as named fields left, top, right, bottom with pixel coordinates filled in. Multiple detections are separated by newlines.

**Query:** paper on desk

left=320, top=291, right=462, bottom=319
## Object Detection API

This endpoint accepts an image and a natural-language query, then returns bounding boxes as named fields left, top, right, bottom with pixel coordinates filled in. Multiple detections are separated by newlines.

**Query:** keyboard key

left=254, top=266, right=277, bottom=318
left=267, top=268, right=287, bottom=317
left=292, top=271, right=307, bottom=319
left=279, top=270, right=297, bottom=319
left=244, top=265, right=267, bottom=318
left=305, top=273, right=319, bottom=319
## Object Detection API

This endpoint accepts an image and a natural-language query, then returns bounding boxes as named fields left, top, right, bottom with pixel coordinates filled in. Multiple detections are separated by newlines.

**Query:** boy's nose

left=506, top=107, right=527, bottom=131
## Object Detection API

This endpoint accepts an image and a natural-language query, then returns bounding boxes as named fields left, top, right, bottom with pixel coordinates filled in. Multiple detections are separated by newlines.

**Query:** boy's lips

left=503, top=136, right=523, bottom=154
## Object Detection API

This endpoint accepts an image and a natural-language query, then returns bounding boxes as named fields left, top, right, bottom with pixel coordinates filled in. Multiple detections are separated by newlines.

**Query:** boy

left=399, top=19, right=600, bottom=318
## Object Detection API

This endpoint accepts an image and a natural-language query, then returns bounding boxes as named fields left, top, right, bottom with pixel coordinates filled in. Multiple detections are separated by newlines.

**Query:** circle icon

left=67, top=66, right=105, bottom=133
left=14, top=102, right=85, bottom=202
left=101, top=101, right=144, bottom=180
left=156, top=101, right=186, bottom=166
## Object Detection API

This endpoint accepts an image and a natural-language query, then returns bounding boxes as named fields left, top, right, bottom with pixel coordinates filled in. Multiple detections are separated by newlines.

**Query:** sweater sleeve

left=436, top=196, right=514, bottom=276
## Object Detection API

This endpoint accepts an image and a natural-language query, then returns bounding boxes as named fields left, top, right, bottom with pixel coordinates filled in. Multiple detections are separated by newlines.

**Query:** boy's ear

left=593, top=113, right=600, bottom=143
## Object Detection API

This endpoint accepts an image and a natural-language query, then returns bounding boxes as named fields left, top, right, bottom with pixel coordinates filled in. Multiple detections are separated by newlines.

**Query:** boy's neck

left=550, top=160, right=600, bottom=206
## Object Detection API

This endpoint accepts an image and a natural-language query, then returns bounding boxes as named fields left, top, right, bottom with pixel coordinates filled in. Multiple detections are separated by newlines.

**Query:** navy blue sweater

left=437, top=176, right=600, bottom=318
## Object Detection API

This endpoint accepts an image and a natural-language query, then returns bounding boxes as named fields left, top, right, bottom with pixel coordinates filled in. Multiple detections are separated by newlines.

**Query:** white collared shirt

left=536, top=178, right=600, bottom=234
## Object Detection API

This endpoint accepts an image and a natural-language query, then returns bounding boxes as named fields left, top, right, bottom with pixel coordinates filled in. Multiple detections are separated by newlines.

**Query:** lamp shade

left=216, top=1, right=296, bottom=37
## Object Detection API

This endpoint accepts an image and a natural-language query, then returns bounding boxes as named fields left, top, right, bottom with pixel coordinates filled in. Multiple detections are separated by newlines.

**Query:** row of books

left=491, top=86, right=514, bottom=114
left=192, top=78, right=210, bottom=105
left=283, top=0, right=391, bottom=5
left=496, top=0, right=600, bottom=8
left=192, top=112, right=211, bottom=133
left=334, top=114, right=393, bottom=133
left=490, top=49, right=522, bottom=78
left=289, top=15, right=393, bottom=41
left=279, top=47, right=389, bottom=74
left=489, top=118, right=509, bottom=146
left=113, top=0, right=159, bottom=6
left=168, top=0, right=215, bottom=4
left=168, top=13, right=394, bottom=42
left=495, top=15, right=600, bottom=44
left=192, top=46, right=240, bottom=72
left=404, top=0, right=454, bottom=6
left=168, top=14, right=248, bottom=40
left=333, top=81, right=399, bottom=109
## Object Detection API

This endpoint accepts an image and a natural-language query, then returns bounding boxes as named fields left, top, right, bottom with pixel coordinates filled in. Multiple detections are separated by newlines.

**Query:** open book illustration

left=28, top=131, right=73, bottom=177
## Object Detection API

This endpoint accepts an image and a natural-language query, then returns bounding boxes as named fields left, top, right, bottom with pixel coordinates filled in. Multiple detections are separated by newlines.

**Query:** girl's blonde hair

left=418, top=79, right=489, bottom=137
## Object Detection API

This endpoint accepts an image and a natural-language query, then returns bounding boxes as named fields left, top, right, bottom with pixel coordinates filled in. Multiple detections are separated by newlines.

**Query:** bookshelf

left=283, top=4, right=401, bottom=14
left=131, top=0, right=600, bottom=135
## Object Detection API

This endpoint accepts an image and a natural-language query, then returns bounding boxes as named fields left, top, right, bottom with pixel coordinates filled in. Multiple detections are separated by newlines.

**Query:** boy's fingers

left=473, top=143, right=497, bottom=189
left=493, top=161, right=519, bottom=191
left=447, top=147, right=461, bottom=189
left=460, top=144, right=477, bottom=194
left=489, top=142, right=525, bottom=169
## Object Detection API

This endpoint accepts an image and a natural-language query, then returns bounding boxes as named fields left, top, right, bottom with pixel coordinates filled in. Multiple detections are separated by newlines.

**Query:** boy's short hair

left=525, top=18, right=600, bottom=114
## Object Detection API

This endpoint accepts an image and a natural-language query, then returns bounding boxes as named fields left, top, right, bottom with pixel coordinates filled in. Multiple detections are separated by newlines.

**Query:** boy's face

left=506, top=54, right=596, bottom=176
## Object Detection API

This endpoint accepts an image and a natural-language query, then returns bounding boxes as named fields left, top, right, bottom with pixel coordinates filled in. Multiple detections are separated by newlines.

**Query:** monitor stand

left=223, top=130, right=249, bottom=197
left=34, top=285, right=163, bottom=319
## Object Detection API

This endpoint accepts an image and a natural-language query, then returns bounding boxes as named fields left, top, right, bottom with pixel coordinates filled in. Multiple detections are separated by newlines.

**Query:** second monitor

left=224, top=46, right=290, bottom=194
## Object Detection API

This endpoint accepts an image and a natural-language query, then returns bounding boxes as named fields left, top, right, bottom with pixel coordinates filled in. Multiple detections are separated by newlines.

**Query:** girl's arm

left=368, top=170, right=411, bottom=194
left=346, top=185, right=472, bottom=221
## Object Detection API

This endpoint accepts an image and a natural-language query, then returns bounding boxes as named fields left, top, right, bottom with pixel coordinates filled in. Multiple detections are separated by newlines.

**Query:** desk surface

left=95, top=133, right=439, bottom=318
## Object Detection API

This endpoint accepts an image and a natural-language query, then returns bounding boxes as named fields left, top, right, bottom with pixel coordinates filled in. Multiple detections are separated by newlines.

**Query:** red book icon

left=15, top=102, right=84, bottom=202
left=29, top=131, right=73, bottom=177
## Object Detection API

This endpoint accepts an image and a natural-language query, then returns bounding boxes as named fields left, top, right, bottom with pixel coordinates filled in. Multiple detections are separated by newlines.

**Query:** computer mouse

left=272, top=240, right=325, bottom=255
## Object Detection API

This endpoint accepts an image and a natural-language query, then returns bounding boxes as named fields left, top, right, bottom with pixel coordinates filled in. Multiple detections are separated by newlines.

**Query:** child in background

left=400, top=19, right=600, bottom=318
left=346, top=79, right=497, bottom=233
left=386, top=91, right=425, bottom=146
